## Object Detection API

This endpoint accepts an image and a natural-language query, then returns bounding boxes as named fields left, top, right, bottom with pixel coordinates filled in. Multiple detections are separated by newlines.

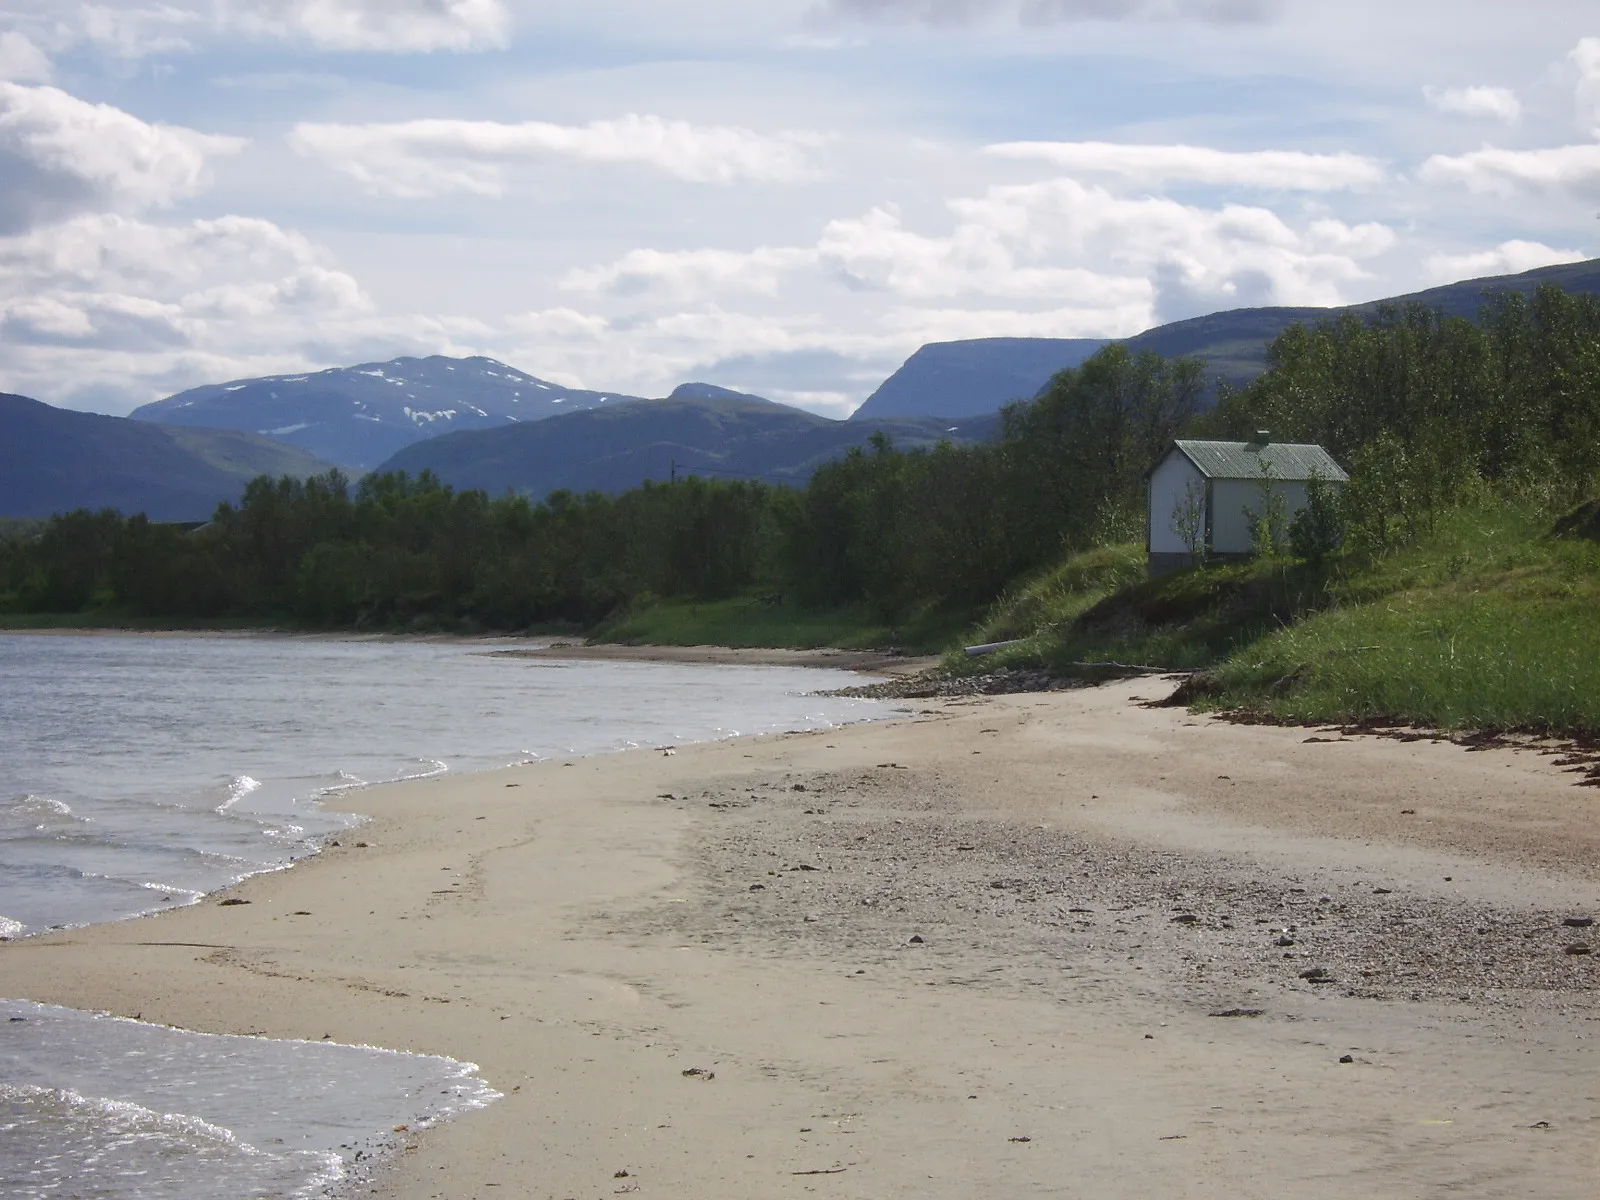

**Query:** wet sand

left=4, top=676, right=1598, bottom=1198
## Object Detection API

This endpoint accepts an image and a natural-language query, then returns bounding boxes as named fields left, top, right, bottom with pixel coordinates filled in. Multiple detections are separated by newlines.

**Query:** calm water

left=0, top=632, right=897, bottom=1198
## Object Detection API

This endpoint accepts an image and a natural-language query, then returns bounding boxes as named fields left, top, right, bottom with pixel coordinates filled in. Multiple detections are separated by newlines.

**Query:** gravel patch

left=614, top=765, right=1599, bottom=1017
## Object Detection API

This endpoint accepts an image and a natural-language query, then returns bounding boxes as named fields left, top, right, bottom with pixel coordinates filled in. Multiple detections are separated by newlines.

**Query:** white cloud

left=560, top=172, right=1399, bottom=392
left=985, top=141, right=1383, bottom=190
left=1420, top=143, right=1600, bottom=196
left=0, top=212, right=393, bottom=406
left=0, top=32, right=52, bottom=81
left=505, top=307, right=610, bottom=338
left=824, top=0, right=1282, bottom=25
left=225, top=0, right=512, bottom=53
left=0, top=213, right=367, bottom=346
left=1423, top=239, right=1587, bottom=283
left=289, top=114, right=821, bottom=197
left=562, top=246, right=819, bottom=299
left=1422, top=84, right=1520, bottom=123
left=74, top=4, right=201, bottom=58
left=1575, top=36, right=1600, bottom=135
left=0, top=82, right=243, bottom=234
left=0, top=1, right=508, bottom=60
left=1305, top=218, right=1397, bottom=258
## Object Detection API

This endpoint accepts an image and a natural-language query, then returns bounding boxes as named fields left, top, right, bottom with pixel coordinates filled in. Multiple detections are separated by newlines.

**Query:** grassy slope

left=956, top=503, right=1600, bottom=736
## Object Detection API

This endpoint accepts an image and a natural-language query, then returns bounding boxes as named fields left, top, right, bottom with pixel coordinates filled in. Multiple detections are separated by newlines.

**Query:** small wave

left=395, top=758, right=448, bottom=783
left=214, top=775, right=261, bottom=814
left=1, top=794, right=82, bottom=834
left=0, top=915, right=23, bottom=939
left=137, top=881, right=207, bottom=902
left=316, top=769, right=368, bottom=796
left=0, top=1082, right=264, bottom=1154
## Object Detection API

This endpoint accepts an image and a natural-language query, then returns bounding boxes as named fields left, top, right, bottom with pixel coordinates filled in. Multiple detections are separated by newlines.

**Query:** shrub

left=1290, top=472, right=1347, bottom=563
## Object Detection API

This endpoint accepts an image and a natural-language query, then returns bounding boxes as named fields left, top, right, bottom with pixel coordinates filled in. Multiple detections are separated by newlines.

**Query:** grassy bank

left=956, top=502, right=1600, bottom=736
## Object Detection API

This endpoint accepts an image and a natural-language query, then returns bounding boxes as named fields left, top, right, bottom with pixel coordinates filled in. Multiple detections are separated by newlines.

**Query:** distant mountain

left=131, top=355, right=647, bottom=470
left=1121, top=257, right=1600, bottom=393
left=0, top=392, right=334, bottom=520
left=376, top=391, right=998, bottom=499
left=853, top=258, right=1600, bottom=419
left=850, top=337, right=1108, bottom=421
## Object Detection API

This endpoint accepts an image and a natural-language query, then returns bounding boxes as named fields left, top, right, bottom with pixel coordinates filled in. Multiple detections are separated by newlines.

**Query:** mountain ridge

left=375, top=392, right=998, bottom=499
left=0, top=392, right=334, bottom=521
left=131, top=355, right=647, bottom=470
left=855, top=256, right=1600, bottom=420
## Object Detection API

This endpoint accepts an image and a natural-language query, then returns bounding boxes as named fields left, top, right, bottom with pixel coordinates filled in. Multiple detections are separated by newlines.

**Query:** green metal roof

left=1172, top=439, right=1349, bottom=483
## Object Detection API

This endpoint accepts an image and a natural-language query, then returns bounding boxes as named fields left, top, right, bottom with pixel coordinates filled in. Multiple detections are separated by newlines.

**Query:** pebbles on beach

left=618, top=762, right=1599, bottom=1015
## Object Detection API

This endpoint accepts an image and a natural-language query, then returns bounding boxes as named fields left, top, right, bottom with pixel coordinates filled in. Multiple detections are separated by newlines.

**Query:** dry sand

left=5, top=675, right=1599, bottom=1199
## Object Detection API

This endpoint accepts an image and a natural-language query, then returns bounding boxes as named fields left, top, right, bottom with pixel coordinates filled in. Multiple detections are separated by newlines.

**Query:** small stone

left=218, top=898, right=250, bottom=907
left=1339, top=1055, right=1355, bottom=1064
left=1171, top=913, right=1199, bottom=924
left=749, top=884, right=765, bottom=891
left=908, top=934, right=925, bottom=944
left=1564, top=944, right=1592, bottom=956
left=1276, top=935, right=1296, bottom=947
left=1299, top=967, right=1334, bottom=983
left=1562, top=917, right=1594, bottom=928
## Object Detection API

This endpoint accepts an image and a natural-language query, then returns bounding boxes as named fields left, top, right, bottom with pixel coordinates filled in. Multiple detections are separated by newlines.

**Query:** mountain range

left=377, top=384, right=997, bottom=498
left=0, top=392, right=332, bottom=521
left=853, top=256, right=1600, bottom=421
left=7, top=256, right=1600, bottom=520
left=130, top=355, right=645, bottom=470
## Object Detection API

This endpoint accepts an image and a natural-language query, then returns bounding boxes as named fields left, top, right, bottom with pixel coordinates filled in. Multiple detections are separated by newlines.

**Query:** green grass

left=972, top=542, right=1149, bottom=644
left=954, top=502, right=1600, bottom=736
left=1211, top=507, right=1600, bottom=734
left=592, top=596, right=969, bottom=653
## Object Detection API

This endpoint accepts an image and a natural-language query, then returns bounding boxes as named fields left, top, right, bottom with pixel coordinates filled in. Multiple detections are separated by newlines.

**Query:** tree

left=1171, top=479, right=1208, bottom=565
left=1289, top=471, right=1346, bottom=563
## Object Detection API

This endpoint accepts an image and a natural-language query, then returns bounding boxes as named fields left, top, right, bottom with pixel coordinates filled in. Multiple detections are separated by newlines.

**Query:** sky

left=1, top=1, right=1597, bottom=417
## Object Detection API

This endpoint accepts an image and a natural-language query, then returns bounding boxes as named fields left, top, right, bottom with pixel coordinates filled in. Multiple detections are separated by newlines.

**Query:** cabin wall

left=1147, top=452, right=1206, bottom=556
left=1211, top=478, right=1311, bottom=554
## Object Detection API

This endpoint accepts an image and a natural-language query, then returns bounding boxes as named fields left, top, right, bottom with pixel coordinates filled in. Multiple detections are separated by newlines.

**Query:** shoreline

left=4, top=678, right=1599, bottom=1197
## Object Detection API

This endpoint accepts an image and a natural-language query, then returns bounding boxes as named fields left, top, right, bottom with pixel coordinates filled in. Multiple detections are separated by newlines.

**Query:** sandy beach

left=5, top=672, right=1598, bottom=1198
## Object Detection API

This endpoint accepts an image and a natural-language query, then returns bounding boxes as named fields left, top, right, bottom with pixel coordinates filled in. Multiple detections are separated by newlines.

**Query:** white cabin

left=1147, top=435, right=1348, bottom=574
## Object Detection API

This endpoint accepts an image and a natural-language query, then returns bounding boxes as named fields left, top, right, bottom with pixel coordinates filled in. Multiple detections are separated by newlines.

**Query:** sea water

left=0, top=632, right=897, bottom=1198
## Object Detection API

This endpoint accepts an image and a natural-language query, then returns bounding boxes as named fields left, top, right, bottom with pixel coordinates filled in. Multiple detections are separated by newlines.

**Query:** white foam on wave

left=396, top=758, right=448, bottom=782
left=214, top=775, right=261, bottom=813
left=0, top=915, right=23, bottom=939
left=1, top=1082, right=269, bottom=1155
left=1, top=1000, right=501, bottom=1200
left=316, top=769, right=368, bottom=796
left=0, top=1082, right=343, bottom=1200
left=2, top=795, right=80, bottom=833
left=137, top=881, right=206, bottom=901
